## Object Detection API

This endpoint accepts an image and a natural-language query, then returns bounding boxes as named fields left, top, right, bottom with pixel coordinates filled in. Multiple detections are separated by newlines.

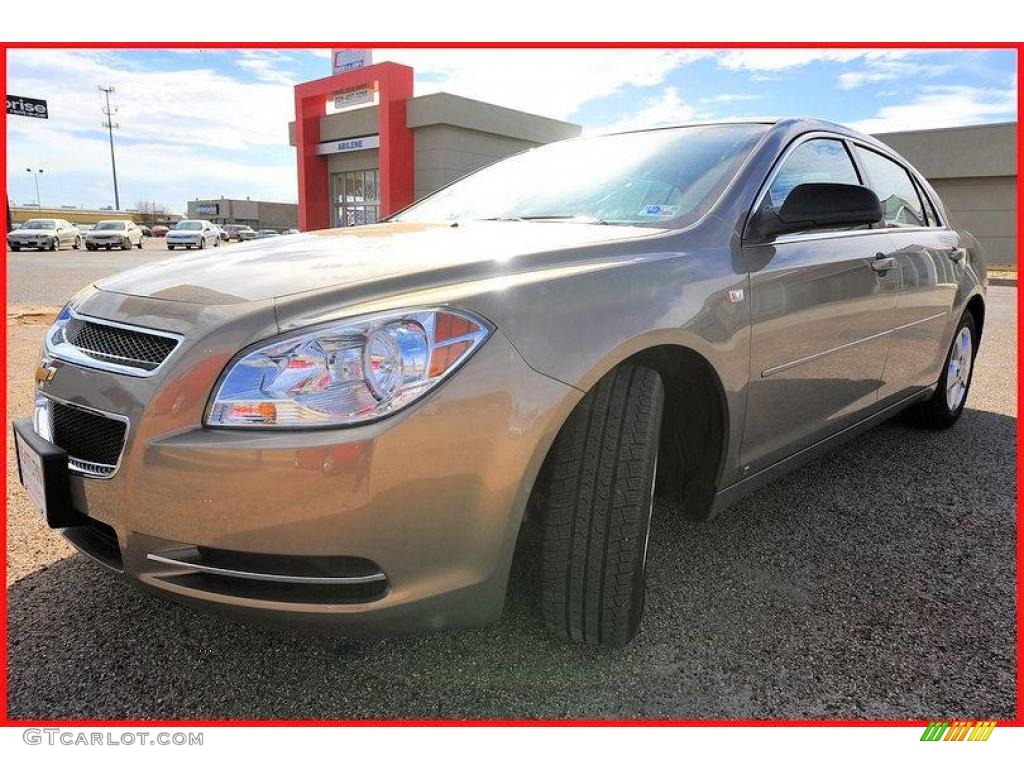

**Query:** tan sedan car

left=14, top=119, right=986, bottom=646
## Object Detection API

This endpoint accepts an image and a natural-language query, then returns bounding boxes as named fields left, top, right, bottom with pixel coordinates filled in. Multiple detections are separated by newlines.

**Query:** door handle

left=947, top=247, right=966, bottom=262
left=871, top=255, right=896, bottom=273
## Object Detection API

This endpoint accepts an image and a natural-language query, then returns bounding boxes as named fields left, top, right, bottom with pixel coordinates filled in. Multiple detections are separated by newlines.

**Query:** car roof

left=606, top=116, right=887, bottom=148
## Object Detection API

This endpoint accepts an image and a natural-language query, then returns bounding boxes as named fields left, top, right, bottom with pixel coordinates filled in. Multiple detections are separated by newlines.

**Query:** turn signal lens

left=206, top=308, right=490, bottom=428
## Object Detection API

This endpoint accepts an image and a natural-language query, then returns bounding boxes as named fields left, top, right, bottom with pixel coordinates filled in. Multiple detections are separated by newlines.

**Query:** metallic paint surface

left=33, top=118, right=986, bottom=633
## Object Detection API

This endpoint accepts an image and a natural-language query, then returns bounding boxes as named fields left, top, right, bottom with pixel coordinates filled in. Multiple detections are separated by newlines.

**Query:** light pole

left=98, top=85, right=120, bottom=210
left=26, top=168, right=43, bottom=209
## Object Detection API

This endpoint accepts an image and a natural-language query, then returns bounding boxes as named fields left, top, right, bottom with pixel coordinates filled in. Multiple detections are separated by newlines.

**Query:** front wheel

left=908, top=311, right=977, bottom=430
left=72, top=236, right=81, bottom=250
left=11, top=245, right=19, bottom=252
left=538, top=363, right=664, bottom=647
left=49, top=238, right=58, bottom=251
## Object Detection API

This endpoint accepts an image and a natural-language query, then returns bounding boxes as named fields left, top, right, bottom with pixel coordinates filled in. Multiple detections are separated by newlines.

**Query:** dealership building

left=289, top=58, right=1017, bottom=264
left=186, top=197, right=298, bottom=231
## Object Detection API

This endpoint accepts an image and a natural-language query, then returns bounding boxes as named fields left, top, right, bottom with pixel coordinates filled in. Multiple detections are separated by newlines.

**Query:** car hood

left=10, top=229, right=54, bottom=236
left=95, top=220, right=670, bottom=305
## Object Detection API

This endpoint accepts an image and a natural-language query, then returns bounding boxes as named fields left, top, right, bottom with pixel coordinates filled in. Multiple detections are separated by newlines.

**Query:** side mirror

left=753, top=182, right=882, bottom=240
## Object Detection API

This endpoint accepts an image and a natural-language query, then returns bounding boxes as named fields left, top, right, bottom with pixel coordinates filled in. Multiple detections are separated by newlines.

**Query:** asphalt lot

left=6, top=240, right=235, bottom=307
left=4, top=247, right=1017, bottom=719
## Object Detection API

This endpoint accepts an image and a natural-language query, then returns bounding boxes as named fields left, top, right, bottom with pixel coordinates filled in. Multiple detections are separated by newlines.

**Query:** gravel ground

left=5, top=287, right=1017, bottom=721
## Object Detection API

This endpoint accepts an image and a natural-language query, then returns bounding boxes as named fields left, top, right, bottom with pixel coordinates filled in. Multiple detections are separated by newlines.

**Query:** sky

left=5, top=47, right=1017, bottom=213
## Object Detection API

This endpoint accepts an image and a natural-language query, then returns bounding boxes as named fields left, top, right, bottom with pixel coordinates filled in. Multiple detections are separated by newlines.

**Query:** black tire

left=72, top=236, right=81, bottom=250
left=137, top=239, right=143, bottom=249
left=907, top=311, right=978, bottom=430
left=167, top=245, right=175, bottom=251
left=49, top=238, right=58, bottom=251
left=11, top=245, right=19, bottom=252
left=538, top=363, right=664, bottom=647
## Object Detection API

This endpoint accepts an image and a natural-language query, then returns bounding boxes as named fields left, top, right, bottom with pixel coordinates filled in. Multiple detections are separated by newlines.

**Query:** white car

left=7, top=218, right=82, bottom=251
left=86, top=220, right=144, bottom=251
left=166, top=219, right=220, bottom=251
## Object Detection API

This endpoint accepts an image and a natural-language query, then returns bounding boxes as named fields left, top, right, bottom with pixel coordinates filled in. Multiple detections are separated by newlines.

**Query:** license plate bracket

left=12, top=418, right=81, bottom=528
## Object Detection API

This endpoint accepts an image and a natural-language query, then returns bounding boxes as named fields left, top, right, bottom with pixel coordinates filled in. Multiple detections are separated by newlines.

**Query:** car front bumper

left=8, top=236, right=54, bottom=248
left=30, top=289, right=579, bottom=634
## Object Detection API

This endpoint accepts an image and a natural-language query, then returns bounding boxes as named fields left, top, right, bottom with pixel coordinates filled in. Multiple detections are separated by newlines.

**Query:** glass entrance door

left=332, top=169, right=380, bottom=227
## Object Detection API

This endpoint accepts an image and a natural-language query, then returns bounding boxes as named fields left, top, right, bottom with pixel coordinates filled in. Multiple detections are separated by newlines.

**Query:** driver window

left=768, top=138, right=860, bottom=211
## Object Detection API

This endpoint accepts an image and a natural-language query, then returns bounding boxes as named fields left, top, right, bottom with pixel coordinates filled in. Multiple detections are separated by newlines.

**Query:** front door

left=331, top=169, right=381, bottom=227
left=740, top=136, right=900, bottom=473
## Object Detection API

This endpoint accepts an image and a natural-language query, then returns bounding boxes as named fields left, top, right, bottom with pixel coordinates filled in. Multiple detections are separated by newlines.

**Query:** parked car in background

left=13, top=119, right=986, bottom=647
left=282, top=228, right=300, bottom=235
left=150, top=225, right=169, bottom=238
left=166, top=219, right=220, bottom=250
left=86, top=220, right=144, bottom=251
left=78, top=224, right=95, bottom=234
left=7, top=218, right=81, bottom=251
left=138, top=225, right=152, bottom=237
left=224, top=223, right=258, bottom=241
left=257, top=228, right=281, bottom=238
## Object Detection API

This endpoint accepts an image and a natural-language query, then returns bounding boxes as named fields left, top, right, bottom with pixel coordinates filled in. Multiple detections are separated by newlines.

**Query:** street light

left=25, top=168, right=43, bottom=209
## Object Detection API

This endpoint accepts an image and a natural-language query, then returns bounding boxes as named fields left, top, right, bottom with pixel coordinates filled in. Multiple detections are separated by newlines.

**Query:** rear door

left=850, top=144, right=962, bottom=403
left=740, top=135, right=900, bottom=473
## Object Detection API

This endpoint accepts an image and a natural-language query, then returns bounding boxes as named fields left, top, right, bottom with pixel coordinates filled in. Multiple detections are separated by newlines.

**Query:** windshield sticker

left=638, top=204, right=681, bottom=218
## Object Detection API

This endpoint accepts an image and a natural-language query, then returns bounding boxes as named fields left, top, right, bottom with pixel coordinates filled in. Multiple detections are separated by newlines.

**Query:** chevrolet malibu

left=14, top=119, right=986, bottom=646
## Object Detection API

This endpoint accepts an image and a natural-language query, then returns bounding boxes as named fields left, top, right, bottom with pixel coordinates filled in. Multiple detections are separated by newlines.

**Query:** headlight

left=205, top=307, right=491, bottom=428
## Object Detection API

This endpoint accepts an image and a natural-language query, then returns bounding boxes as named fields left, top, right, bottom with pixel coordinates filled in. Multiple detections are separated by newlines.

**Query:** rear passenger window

left=768, top=139, right=860, bottom=210
left=853, top=146, right=927, bottom=227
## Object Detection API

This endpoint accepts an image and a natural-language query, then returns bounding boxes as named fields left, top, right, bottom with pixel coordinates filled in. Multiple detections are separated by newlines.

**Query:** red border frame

left=1, top=41, right=1021, bottom=729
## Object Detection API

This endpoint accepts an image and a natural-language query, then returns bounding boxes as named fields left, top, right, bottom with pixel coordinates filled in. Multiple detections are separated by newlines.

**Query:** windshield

left=395, top=124, right=768, bottom=227
left=95, top=222, right=126, bottom=230
left=175, top=221, right=203, bottom=230
left=21, top=219, right=57, bottom=230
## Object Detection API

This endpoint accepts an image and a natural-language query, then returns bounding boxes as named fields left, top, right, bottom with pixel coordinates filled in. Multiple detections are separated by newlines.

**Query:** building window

left=333, top=169, right=380, bottom=227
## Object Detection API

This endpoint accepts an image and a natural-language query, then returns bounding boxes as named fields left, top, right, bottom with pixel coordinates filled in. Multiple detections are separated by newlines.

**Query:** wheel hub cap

left=945, top=327, right=972, bottom=411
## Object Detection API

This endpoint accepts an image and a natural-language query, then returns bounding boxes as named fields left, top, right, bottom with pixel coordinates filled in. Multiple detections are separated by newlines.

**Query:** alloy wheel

left=946, top=326, right=973, bottom=411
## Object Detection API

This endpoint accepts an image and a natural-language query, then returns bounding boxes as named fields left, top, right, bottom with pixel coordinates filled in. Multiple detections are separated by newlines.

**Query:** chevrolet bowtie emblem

left=35, top=362, right=57, bottom=384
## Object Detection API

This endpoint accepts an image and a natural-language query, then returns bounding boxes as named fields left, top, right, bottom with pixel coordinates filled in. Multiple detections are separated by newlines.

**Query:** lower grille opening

left=62, top=517, right=123, bottom=571
left=148, top=547, right=388, bottom=604
left=48, top=400, right=127, bottom=476
left=161, top=572, right=388, bottom=604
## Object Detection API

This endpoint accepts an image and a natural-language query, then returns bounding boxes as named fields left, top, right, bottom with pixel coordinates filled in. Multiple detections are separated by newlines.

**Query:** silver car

left=8, top=218, right=82, bottom=251
left=166, top=219, right=220, bottom=251
left=13, top=119, right=985, bottom=646
left=85, top=220, right=144, bottom=251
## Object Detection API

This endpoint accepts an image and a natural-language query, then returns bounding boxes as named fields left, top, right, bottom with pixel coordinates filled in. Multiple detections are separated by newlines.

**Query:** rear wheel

left=908, top=311, right=977, bottom=430
left=538, top=363, right=664, bottom=647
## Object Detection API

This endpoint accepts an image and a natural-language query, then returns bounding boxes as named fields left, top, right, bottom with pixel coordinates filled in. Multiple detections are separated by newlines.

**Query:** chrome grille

left=47, top=400, right=128, bottom=477
left=64, top=316, right=178, bottom=371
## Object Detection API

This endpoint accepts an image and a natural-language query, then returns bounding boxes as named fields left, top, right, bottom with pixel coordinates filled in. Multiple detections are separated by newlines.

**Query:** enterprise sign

left=7, top=94, right=48, bottom=119
left=314, top=135, right=381, bottom=156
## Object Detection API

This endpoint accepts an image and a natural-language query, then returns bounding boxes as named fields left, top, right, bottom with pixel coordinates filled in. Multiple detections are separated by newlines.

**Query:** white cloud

left=376, top=48, right=711, bottom=120
left=839, top=61, right=954, bottom=90
left=848, top=85, right=1017, bottom=133
left=7, top=49, right=295, bottom=151
left=717, top=49, right=879, bottom=72
left=236, top=50, right=300, bottom=85
left=6, top=49, right=299, bottom=209
left=590, top=87, right=699, bottom=133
